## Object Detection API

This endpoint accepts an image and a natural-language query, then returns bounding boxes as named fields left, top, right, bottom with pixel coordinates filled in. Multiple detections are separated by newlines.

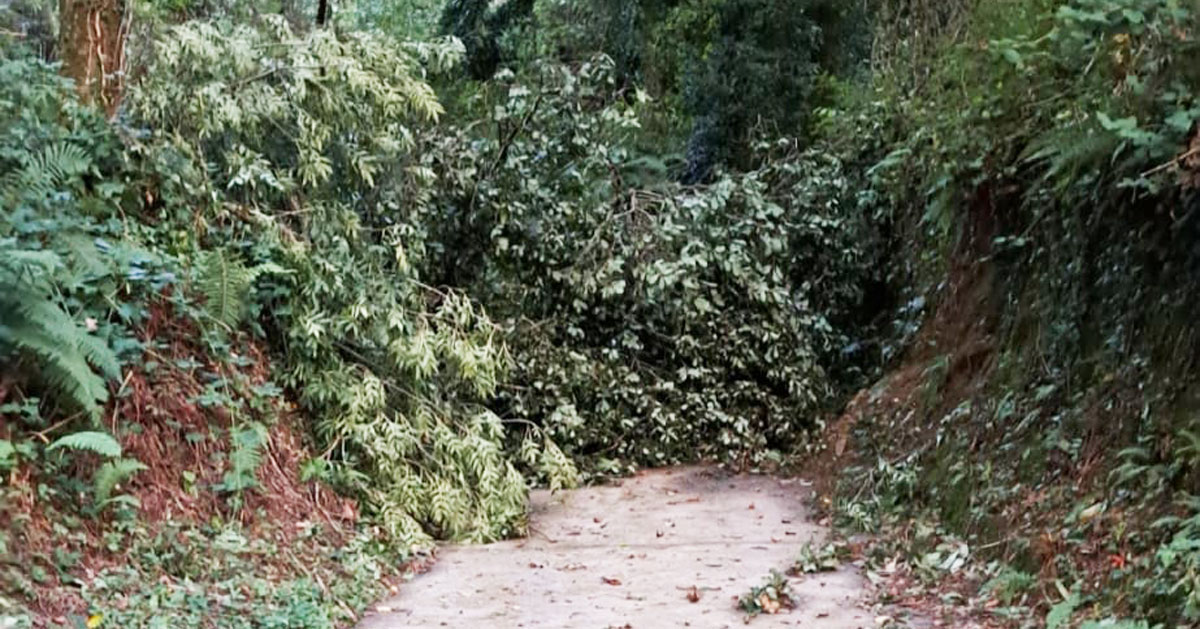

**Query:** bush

left=123, top=18, right=578, bottom=545
left=410, top=58, right=873, bottom=471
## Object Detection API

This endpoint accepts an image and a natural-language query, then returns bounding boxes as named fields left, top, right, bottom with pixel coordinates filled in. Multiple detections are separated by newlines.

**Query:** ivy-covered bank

left=2, top=0, right=1199, bottom=626
left=804, top=0, right=1200, bottom=626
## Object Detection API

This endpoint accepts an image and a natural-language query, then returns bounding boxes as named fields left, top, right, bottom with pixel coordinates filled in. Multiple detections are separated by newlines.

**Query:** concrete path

left=358, top=466, right=878, bottom=628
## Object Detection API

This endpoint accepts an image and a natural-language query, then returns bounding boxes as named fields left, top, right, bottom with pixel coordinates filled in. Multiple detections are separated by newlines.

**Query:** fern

left=0, top=141, right=92, bottom=203
left=193, top=250, right=286, bottom=329
left=1023, top=126, right=1122, bottom=189
left=29, top=142, right=91, bottom=190
left=45, top=434, right=145, bottom=511
left=221, top=421, right=268, bottom=494
left=0, top=247, right=120, bottom=419
left=93, top=458, right=148, bottom=504
left=47, top=431, right=123, bottom=458
left=195, top=249, right=256, bottom=328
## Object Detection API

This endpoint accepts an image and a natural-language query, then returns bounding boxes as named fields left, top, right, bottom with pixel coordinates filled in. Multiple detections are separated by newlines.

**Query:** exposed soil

left=799, top=187, right=1001, bottom=516
left=1, top=298, right=358, bottom=624
left=358, top=466, right=920, bottom=629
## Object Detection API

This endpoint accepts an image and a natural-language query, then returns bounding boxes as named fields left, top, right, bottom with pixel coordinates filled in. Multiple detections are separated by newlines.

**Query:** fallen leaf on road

left=602, top=576, right=623, bottom=586
left=758, top=593, right=781, bottom=614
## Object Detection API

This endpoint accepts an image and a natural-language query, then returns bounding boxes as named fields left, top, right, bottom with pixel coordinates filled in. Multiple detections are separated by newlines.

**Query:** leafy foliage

left=790, top=541, right=848, bottom=574
left=526, top=0, right=867, bottom=177
left=737, top=569, right=794, bottom=617
left=676, top=0, right=825, bottom=178
left=46, top=431, right=123, bottom=458
left=219, top=421, right=267, bottom=496
left=93, top=458, right=148, bottom=505
left=124, top=18, right=577, bottom=545
left=4, top=0, right=1200, bottom=624
left=409, top=57, right=873, bottom=472
left=81, top=522, right=411, bottom=629
left=45, top=431, right=147, bottom=513
left=0, top=248, right=119, bottom=419
left=0, top=51, right=129, bottom=420
left=195, top=250, right=258, bottom=329
left=814, top=0, right=1200, bottom=624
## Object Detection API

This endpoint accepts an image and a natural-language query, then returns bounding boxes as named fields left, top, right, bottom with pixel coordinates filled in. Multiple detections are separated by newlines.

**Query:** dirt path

left=358, top=466, right=880, bottom=628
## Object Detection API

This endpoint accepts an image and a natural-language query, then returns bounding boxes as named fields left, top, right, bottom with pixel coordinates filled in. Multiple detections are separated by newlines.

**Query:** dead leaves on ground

left=737, top=570, right=796, bottom=619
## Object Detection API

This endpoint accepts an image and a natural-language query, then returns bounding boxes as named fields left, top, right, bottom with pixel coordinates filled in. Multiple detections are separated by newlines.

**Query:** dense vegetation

left=1, top=0, right=1198, bottom=626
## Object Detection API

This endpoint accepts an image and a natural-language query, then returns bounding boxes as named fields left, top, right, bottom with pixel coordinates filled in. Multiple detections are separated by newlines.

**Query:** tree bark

left=58, top=0, right=128, bottom=117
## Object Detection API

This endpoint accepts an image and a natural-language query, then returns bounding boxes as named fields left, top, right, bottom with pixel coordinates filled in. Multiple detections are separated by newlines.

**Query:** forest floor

left=356, top=466, right=914, bottom=629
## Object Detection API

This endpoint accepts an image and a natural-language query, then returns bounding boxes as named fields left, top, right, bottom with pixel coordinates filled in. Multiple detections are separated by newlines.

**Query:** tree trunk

left=58, top=0, right=128, bottom=117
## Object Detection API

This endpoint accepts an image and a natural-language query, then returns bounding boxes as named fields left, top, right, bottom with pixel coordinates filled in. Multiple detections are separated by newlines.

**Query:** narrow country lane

left=357, top=466, right=884, bottom=628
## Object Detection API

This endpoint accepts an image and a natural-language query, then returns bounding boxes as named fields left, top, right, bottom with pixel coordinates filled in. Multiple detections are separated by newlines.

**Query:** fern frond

left=3, top=142, right=92, bottom=201
left=1023, top=126, right=1120, bottom=185
left=222, top=421, right=268, bottom=493
left=34, top=142, right=91, bottom=185
left=78, top=333, right=122, bottom=380
left=0, top=249, right=63, bottom=277
left=1, top=294, right=115, bottom=416
left=195, top=249, right=256, bottom=328
left=47, top=431, right=122, bottom=457
left=94, top=457, right=148, bottom=504
left=0, top=245, right=119, bottom=418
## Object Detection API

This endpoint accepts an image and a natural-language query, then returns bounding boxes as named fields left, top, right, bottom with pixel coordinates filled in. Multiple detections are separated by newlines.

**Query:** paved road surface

left=358, top=466, right=881, bottom=628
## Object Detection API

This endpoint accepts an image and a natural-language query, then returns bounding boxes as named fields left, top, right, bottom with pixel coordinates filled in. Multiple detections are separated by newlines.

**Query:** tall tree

left=58, top=0, right=128, bottom=117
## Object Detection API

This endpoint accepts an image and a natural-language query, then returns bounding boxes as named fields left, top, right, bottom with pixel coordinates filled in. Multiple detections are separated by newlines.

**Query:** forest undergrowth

left=2, top=0, right=1199, bottom=626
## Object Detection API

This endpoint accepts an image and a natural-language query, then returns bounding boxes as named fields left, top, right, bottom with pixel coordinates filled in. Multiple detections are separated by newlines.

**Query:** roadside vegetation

left=1, top=0, right=1197, bottom=626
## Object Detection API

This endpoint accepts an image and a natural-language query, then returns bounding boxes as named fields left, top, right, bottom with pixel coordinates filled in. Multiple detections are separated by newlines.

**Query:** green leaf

left=47, top=431, right=122, bottom=458
left=1096, top=113, right=1157, bottom=146
left=1001, top=48, right=1024, bottom=69
left=1121, top=9, right=1144, bottom=25
left=0, top=439, right=15, bottom=468
left=1046, top=591, right=1079, bottom=629
left=1165, top=109, right=1198, bottom=133
left=195, top=249, right=255, bottom=328
left=94, top=458, right=148, bottom=504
